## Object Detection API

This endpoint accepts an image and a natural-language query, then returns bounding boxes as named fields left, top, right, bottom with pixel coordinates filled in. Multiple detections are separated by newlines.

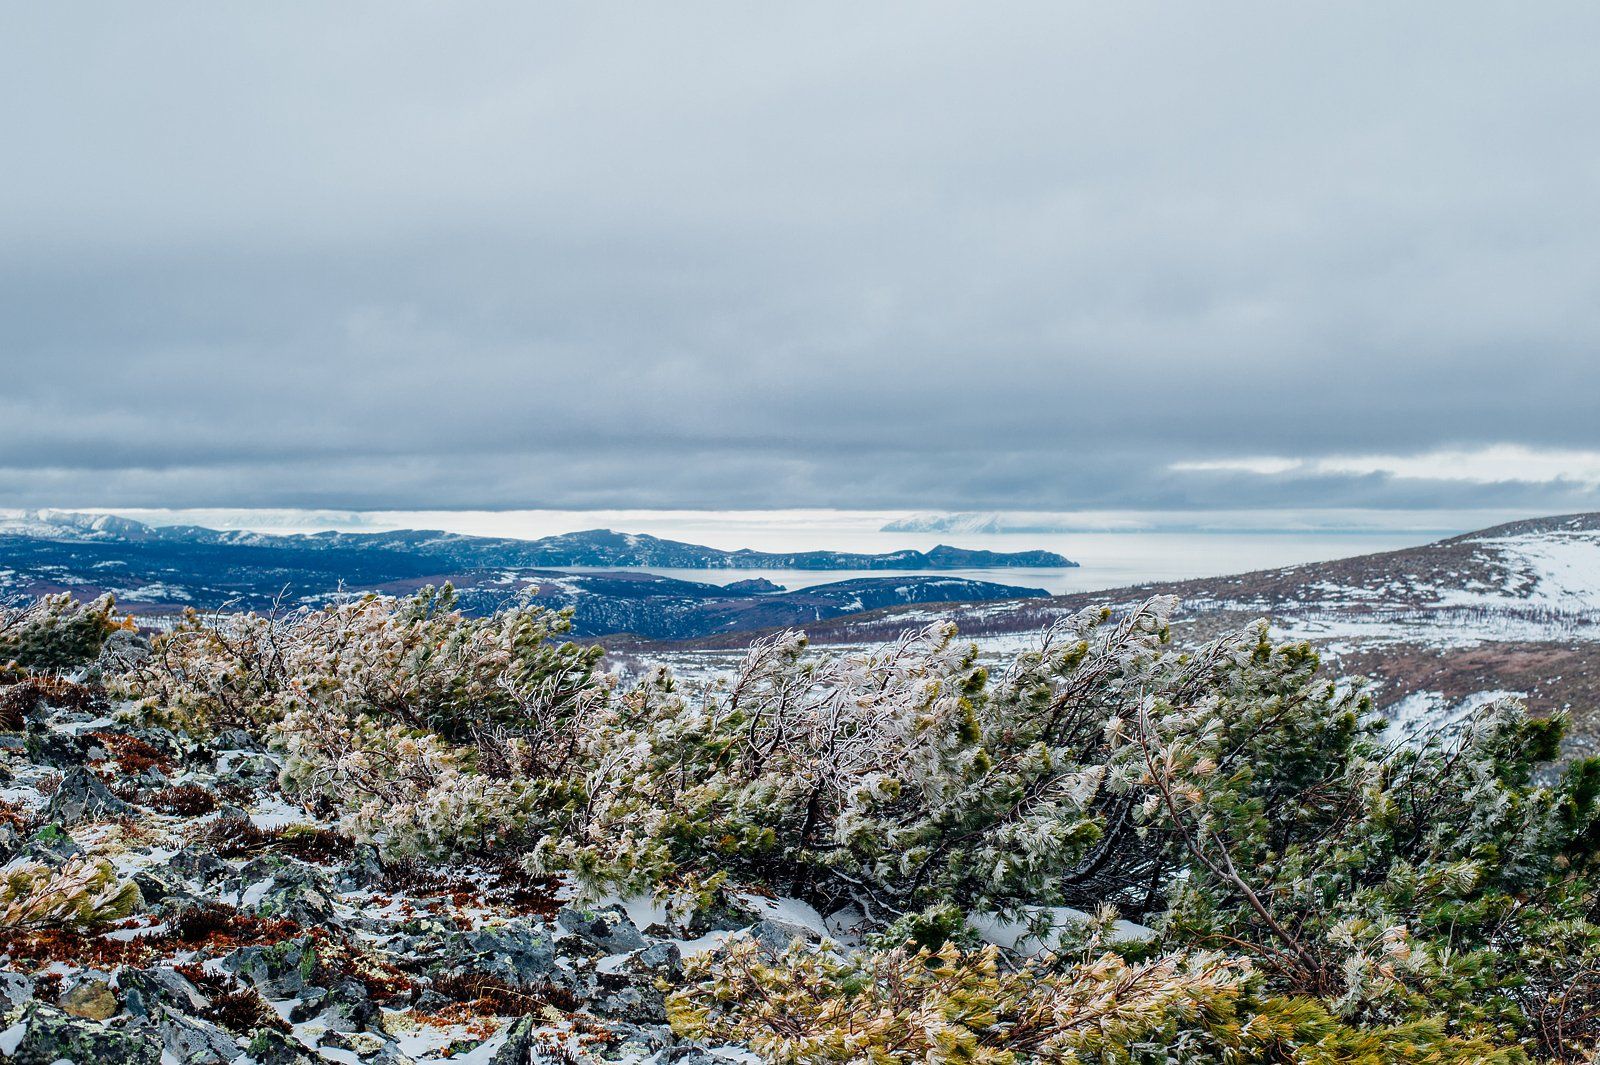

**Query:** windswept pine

left=2, top=588, right=1600, bottom=1060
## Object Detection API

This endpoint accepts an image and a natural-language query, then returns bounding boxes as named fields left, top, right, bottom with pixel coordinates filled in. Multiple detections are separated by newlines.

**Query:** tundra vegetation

left=5, top=585, right=1600, bottom=1062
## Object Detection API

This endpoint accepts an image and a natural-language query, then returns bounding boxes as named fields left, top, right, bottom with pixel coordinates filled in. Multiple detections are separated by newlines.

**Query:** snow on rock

left=969, top=906, right=1154, bottom=956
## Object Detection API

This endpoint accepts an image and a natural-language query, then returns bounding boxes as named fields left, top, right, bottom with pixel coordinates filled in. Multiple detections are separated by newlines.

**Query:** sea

left=94, top=507, right=1508, bottom=597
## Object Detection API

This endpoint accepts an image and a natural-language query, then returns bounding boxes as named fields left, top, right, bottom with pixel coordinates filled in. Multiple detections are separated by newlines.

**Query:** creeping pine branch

left=1130, top=694, right=1333, bottom=995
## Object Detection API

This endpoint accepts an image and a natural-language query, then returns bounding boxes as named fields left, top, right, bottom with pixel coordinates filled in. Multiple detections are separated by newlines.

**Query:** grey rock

left=45, top=767, right=130, bottom=823
left=163, top=845, right=231, bottom=884
left=488, top=1016, right=538, bottom=1064
left=120, top=967, right=208, bottom=1022
left=215, top=750, right=280, bottom=787
left=288, top=977, right=376, bottom=1031
left=25, top=729, right=85, bottom=769
left=746, top=918, right=818, bottom=954
left=233, top=859, right=337, bottom=926
left=210, top=729, right=261, bottom=753
left=94, top=629, right=150, bottom=676
left=238, top=1028, right=320, bottom=1064
left=160, top=1006, right=243, bottom=1063
left=334, top=844, right=383, bottom=891
left=655, top=1047, right=725, bottom=1065
left=320, top=1030, right=407, bottom=1062
left=594, top=942, right=680, bottom=1025
left=222, top=938, right=319, bottom=999
left=0, top=971, right=32, bottom=1009
left=435, top=920, right=557, bottom=988
left=0, top=1001, right=162, bottom=1065
left=557, top=904, right=647, bottom=954
left=20, top=822, right=82, bottom=863
left=131, top=867, right=182, bottom=905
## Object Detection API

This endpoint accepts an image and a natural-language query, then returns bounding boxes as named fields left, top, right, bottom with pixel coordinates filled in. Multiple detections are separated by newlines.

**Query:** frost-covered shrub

left=278, top=585, right=606, bottom=744
left=0, top=593, right=124, bottom=672
left=98, top=587, right=1600, bottom=1057
left=530, top=623, right=1003, bottom=898
left=533, top=601, right=1180, bottom=911
left=273, top=703, right=549, bottom=860
left=529, top=600, right=1600, bottom=1055
left=124, top=608, right=296, bottom=733
left=669, top=936, right=1521, bottom=1064
left=0, top=855, right=142, bottom=929
left=123, top=585, right=603, bottom=740
left=120, top=586, right=605, bottom=859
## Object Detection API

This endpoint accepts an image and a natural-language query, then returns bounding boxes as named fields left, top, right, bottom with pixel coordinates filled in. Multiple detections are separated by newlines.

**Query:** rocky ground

left=0, top=686, right=817, bottom=1064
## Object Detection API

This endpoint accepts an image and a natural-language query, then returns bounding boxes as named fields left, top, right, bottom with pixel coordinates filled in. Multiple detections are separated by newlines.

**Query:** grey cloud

left=2, top=3, right=1599, bottom=511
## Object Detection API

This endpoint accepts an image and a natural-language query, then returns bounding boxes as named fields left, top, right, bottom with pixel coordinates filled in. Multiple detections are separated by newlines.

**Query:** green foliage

left=670, top=935, right=1523, bottom=1063
left=0, top=593, right=122, bottom=671
left=105, top=590, right=1600, bottom=1059
left=0, top=855, right=143, bottom=929
left=124, top=585, right=604, bottom=740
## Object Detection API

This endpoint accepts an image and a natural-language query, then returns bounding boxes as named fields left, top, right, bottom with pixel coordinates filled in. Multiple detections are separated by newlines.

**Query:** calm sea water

left=103, top=508, right=1469, bottom=598
left=553, top=531, right=1436, bottom=596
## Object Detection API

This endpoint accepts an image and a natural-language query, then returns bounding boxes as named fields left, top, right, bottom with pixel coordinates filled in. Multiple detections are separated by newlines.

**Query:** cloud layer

left=3, top=3, right=1598, bottom=512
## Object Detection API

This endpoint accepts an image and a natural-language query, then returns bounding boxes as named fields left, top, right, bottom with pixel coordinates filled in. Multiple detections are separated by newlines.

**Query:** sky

left=3, top=3, right=1599, bottom=519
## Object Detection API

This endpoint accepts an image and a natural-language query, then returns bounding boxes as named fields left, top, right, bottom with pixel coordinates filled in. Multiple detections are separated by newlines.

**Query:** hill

left=0, top=511, right=1074, bottom=570
left=0, top=511, right=1052, bottom=640
left=646, top=513, right=1600, bottom=748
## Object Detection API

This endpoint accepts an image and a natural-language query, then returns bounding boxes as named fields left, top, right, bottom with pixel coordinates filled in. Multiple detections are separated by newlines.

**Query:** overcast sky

left=3, top=3, right=1598, bottom=515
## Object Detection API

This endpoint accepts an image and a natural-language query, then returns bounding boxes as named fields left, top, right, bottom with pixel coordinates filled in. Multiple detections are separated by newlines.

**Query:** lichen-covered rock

left=289, top=976, right=377, bottom=1031
left=162, top=845, right=231, bottom=884
left=44, top=767, right=130, bottom=823
left=433, top=920, right=558, bottom=987
left=240, top=1027, right=320, bottom=1064
left=58, top=975, right=117, bottom=1021
left=222, top=938, right=320, bottom=999
left=654, top=1045, right=724, bottom=1065
left=159, top=1006, right=243, bottom=1063
left=214, top=749, right=280, bottom=788
left=0, top=1001, right=162, bottom=1064
left=119, top=967, right=208, bottom=1022
left=558, top=904, right=646, bottom=954
left=16, top=822, right=82, bottom=863
left=745, top=918, right=818, bottom=954
left=25, top=729, right=86, bottom=769
left=209, top=728, right=261, bottom=753
left=0, top=972, right=32, bottom=1011
left=487, top=1016, right=538, bottom=1064
left=232, top=858, right=337, bottom=926
left=594, top=942, right=681, bottom=1024
left=93, top=628, right=150, bottom=677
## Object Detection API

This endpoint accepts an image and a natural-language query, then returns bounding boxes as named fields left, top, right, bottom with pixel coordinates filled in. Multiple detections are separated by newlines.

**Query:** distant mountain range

left=0, top=511, right=1058, bottom=639
left=0, top=511, right=1073, bottom=570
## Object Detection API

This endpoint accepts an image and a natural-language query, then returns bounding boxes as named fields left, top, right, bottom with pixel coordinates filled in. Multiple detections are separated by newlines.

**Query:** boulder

left=160, top=1006, right=243, bottom=1063
left=58, top=975, right=117, bottom=1021
left=593, top=942, right=681, bottom=1024
left=0, top=1001, right=162, bottom=1064
left=557, top=904, right=646, bottom=954
left=45, top=767, right=130, bottom=823
left=120, top=967, right=208, bottom=1022
left=747, top=918, right=819, bottom=954
left=222, top=938, right=320, bottom=1000
left=434, top=920, right=557, bottom=988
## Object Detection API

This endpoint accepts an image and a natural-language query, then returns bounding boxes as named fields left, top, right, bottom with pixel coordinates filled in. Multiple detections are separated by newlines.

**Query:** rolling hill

left=0, top=511, right=1055, bottom=640
left=643, top=513, right=1600, bottom=749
